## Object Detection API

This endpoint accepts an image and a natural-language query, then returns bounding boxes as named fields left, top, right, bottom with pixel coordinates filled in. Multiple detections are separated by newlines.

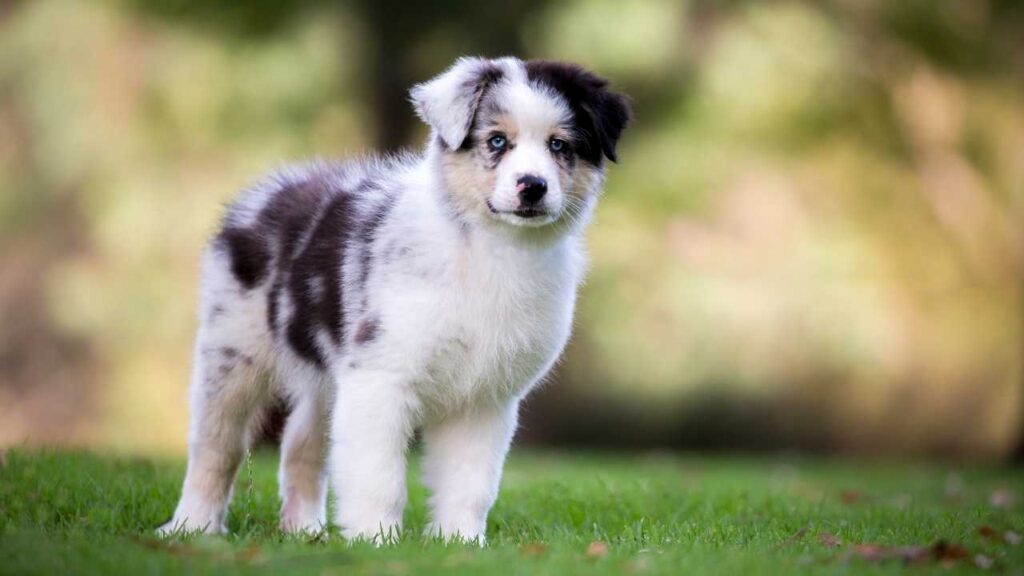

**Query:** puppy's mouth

left=485, top=200, right=558, bottom=228
left=486, top=201, right=549, bottom=219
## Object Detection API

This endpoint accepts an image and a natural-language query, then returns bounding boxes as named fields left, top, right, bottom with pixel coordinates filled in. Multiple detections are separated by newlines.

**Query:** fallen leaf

left=973, top=554, right=994, bottom=569
left=852, top=544, right=886, bottom=562
left=931, top=540, right=968, bottom=563
left=978, top=525, right=998, bottom=539
left=840, top=490, right=862, bottom=504
left=520, top=543, right=548, bottom=556
left=840, top=540, right=976, bottom=568
left=585, top=541, right=609, bottom=559
left=1004, top=531, right=1021, bottom=546
left=818, top=533, right=841, bottom=548
left=989, top=488, right=1017, bottom=509
left=893, top=546, right=929, bottom=565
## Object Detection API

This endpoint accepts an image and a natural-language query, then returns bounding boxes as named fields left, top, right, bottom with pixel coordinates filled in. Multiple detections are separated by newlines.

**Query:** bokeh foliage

left=1, top=0, right=1021, bottom=456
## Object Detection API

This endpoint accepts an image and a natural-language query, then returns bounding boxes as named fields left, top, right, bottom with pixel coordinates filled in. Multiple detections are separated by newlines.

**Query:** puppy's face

left=412, top=58, right=630, bottom=232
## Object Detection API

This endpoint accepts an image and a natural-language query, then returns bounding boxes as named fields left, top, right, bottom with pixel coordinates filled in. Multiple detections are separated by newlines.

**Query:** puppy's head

left=411, top=57, right=630, bottom=232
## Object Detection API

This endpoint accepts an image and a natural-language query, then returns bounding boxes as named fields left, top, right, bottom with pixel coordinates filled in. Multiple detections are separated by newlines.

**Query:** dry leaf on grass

left=850, top=544, right=886, bottom=562
left=842, top=540, right=971, bottom=567
left=978, top=525, right=998, bottom=539
left=892, top=546, right=930, bottom=565
left=817, top=533, right=841, bottom=548
left=585, top=541, right=609, bottom=559
left=520, top=543, right=548, bottom=556
left=839, top=490, right=862, bottom=504
left=932, top=540, right=968, bottom=561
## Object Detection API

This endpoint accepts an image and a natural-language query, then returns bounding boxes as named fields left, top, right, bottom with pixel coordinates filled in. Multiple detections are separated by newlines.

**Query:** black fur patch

left=284, top=189, right=357, bottom=365
left=266, top=277, right=285, bottom=334
left=262, top=181, right=327, bottom=263
left=525, top=60, right=632, bottom=166
left=254, top=180, right=331, bottom=362
left=216, top=227, right=270, bottom=289
left=217, top=172, right=374, bottom=367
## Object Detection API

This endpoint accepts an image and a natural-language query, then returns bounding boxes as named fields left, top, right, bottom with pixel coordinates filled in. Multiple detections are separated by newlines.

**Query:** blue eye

left=549, top=138, right=566, bottom=153
left=488, top=135, right=507, bottom=150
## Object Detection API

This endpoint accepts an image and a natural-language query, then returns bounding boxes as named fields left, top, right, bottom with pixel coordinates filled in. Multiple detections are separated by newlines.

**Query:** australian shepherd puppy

left=159, top=56, right=630, bottom=543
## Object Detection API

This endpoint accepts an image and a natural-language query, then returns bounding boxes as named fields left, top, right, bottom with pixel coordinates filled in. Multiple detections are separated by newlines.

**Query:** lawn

left=0, top=449, right=1021, bottom=575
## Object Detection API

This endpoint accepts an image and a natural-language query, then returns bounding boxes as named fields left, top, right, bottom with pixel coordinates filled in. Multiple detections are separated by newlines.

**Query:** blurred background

left=1, top=0, right=1022, bottom=459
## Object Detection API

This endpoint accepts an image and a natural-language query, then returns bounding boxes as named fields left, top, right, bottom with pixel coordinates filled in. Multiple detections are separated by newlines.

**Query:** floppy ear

left=584, top=86, right=631, bottom=163
left=410, top=57, right=505, bottom=150
left=525, top=61, right=632, bottom=165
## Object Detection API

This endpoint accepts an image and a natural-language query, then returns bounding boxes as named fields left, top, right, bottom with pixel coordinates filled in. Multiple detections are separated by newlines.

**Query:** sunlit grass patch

left=1, top=449, right=1021, bottom=575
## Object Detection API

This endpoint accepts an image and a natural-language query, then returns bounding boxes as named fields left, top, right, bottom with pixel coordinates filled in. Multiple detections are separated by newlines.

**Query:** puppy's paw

left=156, top=515, right=226, bottom=536
left=425, top=522, right=487, bottom=546
left=340, top=523, right=402, bottom=546
left=279, top=518, right=327, bottom=536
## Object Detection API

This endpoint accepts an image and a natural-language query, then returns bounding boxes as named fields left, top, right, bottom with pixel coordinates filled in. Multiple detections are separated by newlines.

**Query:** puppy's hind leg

left=159, top=333, right=270, bottom=535
left=277, top=363, right=333, bottom=534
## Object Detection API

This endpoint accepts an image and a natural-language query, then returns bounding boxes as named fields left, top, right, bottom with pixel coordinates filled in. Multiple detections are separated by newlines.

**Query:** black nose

left=517, top=175, right=547, bottom=205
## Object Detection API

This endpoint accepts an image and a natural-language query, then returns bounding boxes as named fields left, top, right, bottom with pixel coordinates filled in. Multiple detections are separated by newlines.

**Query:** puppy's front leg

left=422, top=399, right=519, bottom=544
left=330, top=368, right=413, bottom=543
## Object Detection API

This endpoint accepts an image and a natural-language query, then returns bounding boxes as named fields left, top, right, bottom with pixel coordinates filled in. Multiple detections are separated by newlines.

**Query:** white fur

left=410, top=57, right=523, bottom=150
left=160, top=57, right=610, bottom=545
left=487, top=81, right=574, bottom=227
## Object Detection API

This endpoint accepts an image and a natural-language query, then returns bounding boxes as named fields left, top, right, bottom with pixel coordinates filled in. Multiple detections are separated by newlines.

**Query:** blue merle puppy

left=159, top=56, right=630, bottom=543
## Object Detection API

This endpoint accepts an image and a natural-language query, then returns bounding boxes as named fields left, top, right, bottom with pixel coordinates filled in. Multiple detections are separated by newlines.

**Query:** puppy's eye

left=487, top=135, right=507, bottom=150
left=549, top=138, right=567, bottom=153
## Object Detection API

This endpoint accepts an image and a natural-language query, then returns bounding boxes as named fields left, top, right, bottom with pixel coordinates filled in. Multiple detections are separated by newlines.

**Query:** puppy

left=159, top=56, right=630, bottom=543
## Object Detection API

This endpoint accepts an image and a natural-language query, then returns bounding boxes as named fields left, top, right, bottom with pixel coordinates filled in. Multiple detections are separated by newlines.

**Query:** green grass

left=0, top=449, right=1021, bottom=575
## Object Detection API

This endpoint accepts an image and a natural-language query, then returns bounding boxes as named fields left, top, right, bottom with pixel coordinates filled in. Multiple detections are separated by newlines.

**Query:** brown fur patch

left=441, top=150, right=497, bottom=221
left=354, top=317, right=379, bottom=345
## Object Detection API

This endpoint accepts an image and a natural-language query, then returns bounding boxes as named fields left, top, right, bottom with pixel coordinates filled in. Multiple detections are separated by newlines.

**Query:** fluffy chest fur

left=357, top=173, right=584, bottom=414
